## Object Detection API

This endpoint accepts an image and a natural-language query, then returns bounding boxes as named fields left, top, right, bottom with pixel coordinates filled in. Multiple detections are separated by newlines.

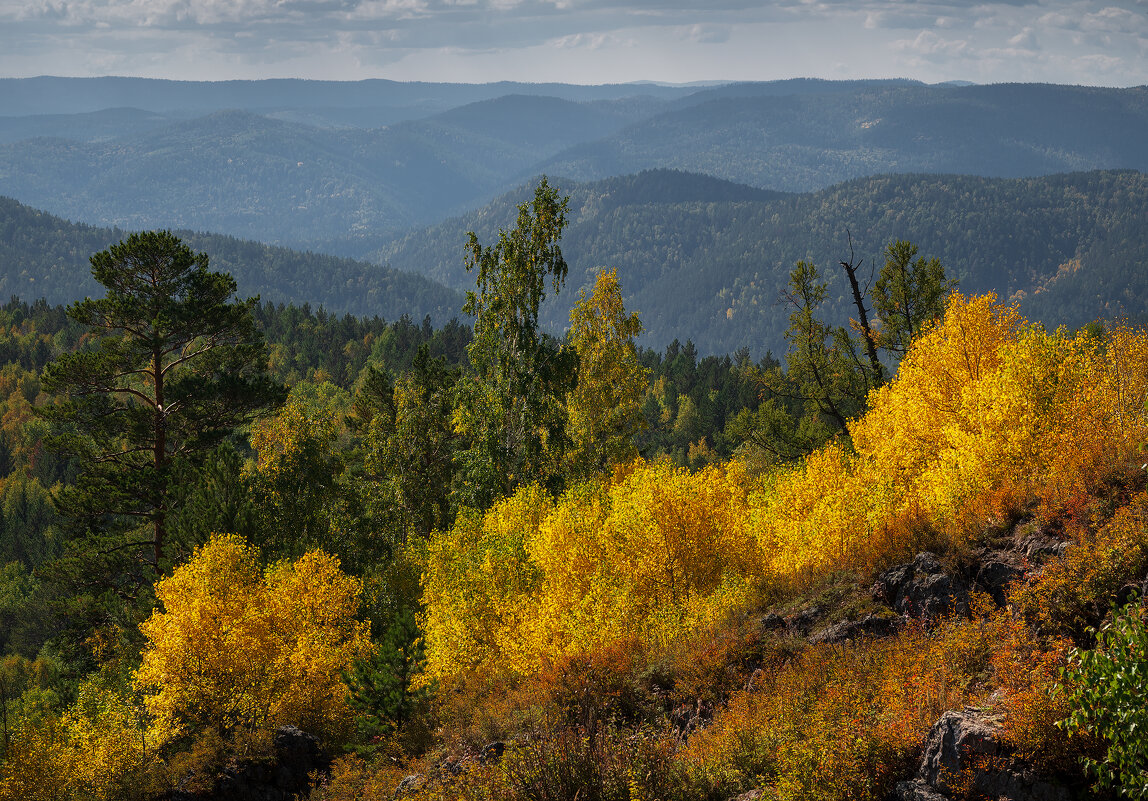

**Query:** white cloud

left=1, top=0, right=1147, bottom=84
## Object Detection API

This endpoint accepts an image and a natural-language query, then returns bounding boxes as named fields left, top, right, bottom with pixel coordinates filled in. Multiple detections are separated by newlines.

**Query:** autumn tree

left=39, top=232, right=284, bottom=578
left=454, top=177, right=576, bottom=505
left=747, top=241, right=953, bottom=463
left=565, top=269, right=649, bottom=480
left=135, top=533, right=370, bottom=743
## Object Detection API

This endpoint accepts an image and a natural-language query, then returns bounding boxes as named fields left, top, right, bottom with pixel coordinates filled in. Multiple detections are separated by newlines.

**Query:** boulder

left=873, top=553, right=970, bottom=622
left=972, top=550, right=1026, bottom=607
left=480, top=741, right=506, bottom=764
left=786, top=605, right=823, bottom=634
left=759, top=612, right=787, bottom=633
left=919, top=709, right=1004, bottom=792
left=891, top=779, right=949, bottom=801
left=809, top=613, right=900, bottom=645
left=907, top=708, right=1072, bottom=801
left=727, top=789, right=763, bottom=801
left=170, top=726, right=326, bottom=801
left=1016, top=531, right=1070, bottom=562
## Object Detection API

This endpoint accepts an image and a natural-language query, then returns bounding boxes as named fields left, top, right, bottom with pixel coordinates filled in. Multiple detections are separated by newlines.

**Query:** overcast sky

left=1, top=0, right=1146, bottom=87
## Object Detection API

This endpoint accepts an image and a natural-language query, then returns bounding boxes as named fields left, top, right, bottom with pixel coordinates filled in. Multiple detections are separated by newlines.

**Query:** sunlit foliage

left=423, top=293, right=1148, bottom=682
left=565, top=269, right=649, bottom=479
left=135, top=533, right=371, bottom=743
left=421, top=460, right=762, bottom=678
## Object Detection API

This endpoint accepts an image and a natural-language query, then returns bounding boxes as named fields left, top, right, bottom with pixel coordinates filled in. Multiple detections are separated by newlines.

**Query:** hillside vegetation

left=379, top=168, right=1148, bottom=355
left=7, top=167, right=1148, bottom=358
left=2, top=182, right=1148, bottom=801
left=0, top=196, right=463, bottom=322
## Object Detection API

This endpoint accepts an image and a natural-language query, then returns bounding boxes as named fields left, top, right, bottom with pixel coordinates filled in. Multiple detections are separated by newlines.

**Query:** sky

left=1, top=0, right=1146, bottom=87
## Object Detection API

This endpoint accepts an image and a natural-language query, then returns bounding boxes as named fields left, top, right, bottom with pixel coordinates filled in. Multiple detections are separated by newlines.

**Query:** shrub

left=1063, top=603, right=1148, bottom=798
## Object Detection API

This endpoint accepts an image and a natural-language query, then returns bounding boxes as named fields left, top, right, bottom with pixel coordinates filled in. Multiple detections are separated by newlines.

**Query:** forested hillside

left=540, top=82, right=1148, bottom=190
left=2, top=80, right=1148, bottom=252
left=379, top=168, right=1148, bottom=355
left=0, top=196, right=463, bottom=322
left=2, top=191, right=1147, bottom=801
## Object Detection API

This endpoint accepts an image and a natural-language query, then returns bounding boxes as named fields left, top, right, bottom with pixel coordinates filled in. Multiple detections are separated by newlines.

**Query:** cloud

left=682, top=23, right=731, bottom=43
left=1, top=0, right=1147, bottom=84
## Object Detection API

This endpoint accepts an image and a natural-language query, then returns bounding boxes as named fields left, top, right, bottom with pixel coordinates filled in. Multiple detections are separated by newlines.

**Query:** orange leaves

left=135, top=533, right=370, bottom=742
left=758, top=293, right=1148, bottom=583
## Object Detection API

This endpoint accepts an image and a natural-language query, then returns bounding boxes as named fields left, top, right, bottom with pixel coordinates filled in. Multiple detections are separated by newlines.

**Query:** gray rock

left=919, top=709, right=1003, bottom=792
left=1016, top=532, right=1070, bottom=562
left=912, top=708, right=1072, bottom=801
left=167, top=725, right=325, bottom=801
left=973, top=551, right=1026, bottom=607
left=891, top=779, right=949, bottom=800
left=480, top=741, right=505, bottom=764
left=760, top=612, right=787, bottom=633
left=809, top=613, right=900, bottom=645
left=727, top=789, right=763, bottom=801
left=787, top=605, right=823, bottom=634
left=873, top=553, right=970, bottom=622
left=395, top=774, right=421, bottom=797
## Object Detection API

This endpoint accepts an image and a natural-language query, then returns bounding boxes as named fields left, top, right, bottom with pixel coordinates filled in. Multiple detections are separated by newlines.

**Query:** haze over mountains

left=1, top=76, right=1147, bottom=355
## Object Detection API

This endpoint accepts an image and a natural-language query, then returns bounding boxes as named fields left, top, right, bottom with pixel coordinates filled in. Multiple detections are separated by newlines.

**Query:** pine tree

left=40, top=231, right=285, bottom=582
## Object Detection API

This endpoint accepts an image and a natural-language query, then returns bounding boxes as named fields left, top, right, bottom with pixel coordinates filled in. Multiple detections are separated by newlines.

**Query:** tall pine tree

left=40, top=231, right=285, bottom=583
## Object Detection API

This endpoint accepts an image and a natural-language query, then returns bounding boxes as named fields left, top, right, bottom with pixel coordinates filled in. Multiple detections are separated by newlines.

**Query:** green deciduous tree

left=1063, top=603, right=1148, bottom=799
left=39, top=231, right=285, bottom=578
left=564, top=269, right=649, bottom=480
left=364, top=347, right=459, bottom=543
left=454, top=177, right=576, bottom=506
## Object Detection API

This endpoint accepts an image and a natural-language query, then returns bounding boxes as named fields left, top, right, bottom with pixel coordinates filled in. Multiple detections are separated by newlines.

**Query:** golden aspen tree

left=135, top=533, right=370, bottom=742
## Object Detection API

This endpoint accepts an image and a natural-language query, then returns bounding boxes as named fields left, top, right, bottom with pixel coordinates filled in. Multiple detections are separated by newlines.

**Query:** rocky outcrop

left=872, top=553, right=971, bottom=622
left=893, top=708, right=1073, bottom=801
left=970, top=550, right=1026, bottom=608
left=891, top=779, right=949, bottom=801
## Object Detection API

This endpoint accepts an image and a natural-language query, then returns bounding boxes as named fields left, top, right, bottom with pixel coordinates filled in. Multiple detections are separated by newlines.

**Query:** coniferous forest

left=0, top=162, right=1147, bottom=801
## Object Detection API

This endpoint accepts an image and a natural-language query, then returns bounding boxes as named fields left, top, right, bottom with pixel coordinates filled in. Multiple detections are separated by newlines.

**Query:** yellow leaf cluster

left=421, top=461, right=760, bottom=678
left=421, top=293, right=1148, bottom=681
left=0, top=682, right=158, bottom=801
left=135, top=533, right=371, bottom=742
left=760, top=293, right=1148, bottom=576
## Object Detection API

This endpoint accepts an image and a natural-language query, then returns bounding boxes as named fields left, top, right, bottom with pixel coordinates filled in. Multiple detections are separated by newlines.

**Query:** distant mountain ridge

left=0, top=196, right=463, bottom=323
left=3, top=168, right=1147, bottom=357
left=376, top=168, right=1148, bottom=356
left=5, top=79, right=1148, bottom=255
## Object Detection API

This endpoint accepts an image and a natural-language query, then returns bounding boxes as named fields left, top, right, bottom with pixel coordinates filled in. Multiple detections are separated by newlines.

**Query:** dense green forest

left=379, top=168, right=1148, bottom=354
left=0, top=196, right=463, bottom=321
left=7, top=167, right=1148, bottom=358
left=2, top=180, right=1148, bottom=801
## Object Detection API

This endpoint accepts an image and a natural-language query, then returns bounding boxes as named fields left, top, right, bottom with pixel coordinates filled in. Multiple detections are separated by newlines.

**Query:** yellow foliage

left=420, top=485, right=552, bottom=677
left=422, top=462, right=760, bottom=678
left=0, top=681, right=159, bottom=801
left=757, top=294, right=1148, bottom=582
left=683, top=617, right=1006, bottom=801
left=135, top=533, right=370, bottom=742
left=422, top=292, right=1148, bottom=686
